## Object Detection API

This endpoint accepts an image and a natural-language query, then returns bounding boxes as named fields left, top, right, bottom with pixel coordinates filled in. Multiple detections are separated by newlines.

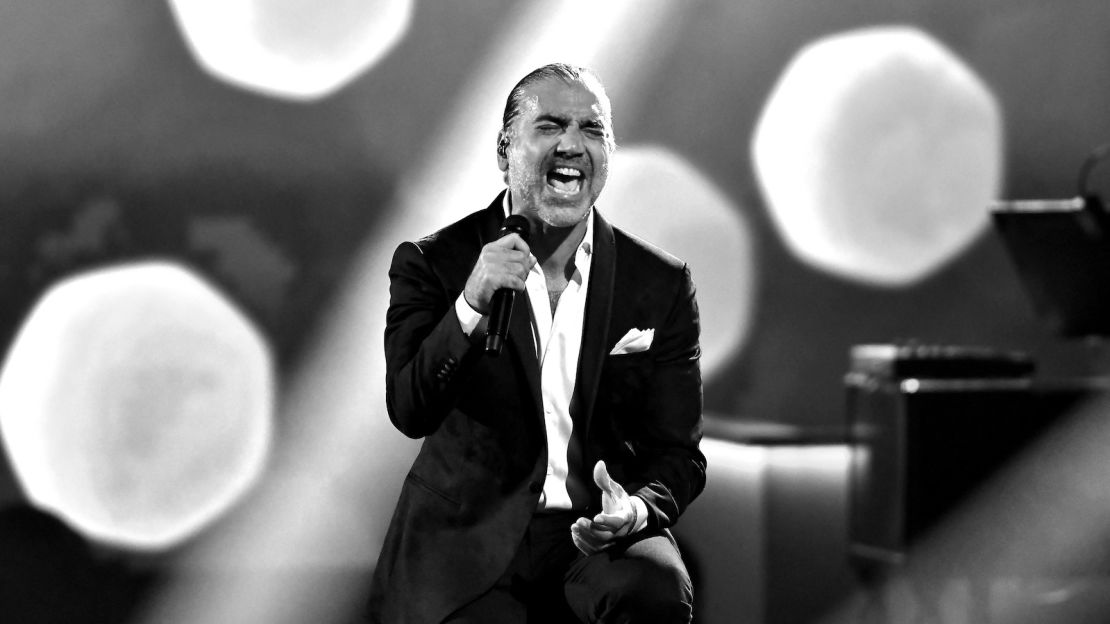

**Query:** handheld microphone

left=485, top=214, right=532, bottom=356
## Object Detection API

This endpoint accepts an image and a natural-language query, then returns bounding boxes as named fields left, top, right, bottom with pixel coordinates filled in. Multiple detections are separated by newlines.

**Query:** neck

left=507, top=194, right=589, bottom=278
left=531, top=219, right=586, bottom=262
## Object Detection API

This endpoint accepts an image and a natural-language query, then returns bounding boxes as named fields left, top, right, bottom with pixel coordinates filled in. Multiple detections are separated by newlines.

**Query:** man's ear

left=496, top=131, right=510, bottom=172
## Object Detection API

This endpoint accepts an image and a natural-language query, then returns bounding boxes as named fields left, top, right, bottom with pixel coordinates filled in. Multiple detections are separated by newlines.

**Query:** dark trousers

left=443, top=511, right=693, bottom=624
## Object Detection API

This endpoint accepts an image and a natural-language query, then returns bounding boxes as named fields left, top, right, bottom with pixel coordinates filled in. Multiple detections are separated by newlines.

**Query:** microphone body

left=485, top=214, right=531, bottom=355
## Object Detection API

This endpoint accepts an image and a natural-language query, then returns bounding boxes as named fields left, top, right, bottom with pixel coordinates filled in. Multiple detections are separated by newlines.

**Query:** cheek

left=506, top=153, right=532, bottom=180
left=593, top=159, right=610, bottom=189
left=508, top=146, right=538, bottom=171
left=591, top=146, right=611, bottom=171
left=510, top=153, right=553, bottom=190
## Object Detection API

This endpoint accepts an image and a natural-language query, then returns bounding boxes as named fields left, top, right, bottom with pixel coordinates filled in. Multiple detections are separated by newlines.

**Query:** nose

left=556, top=125, right=584, bottom=156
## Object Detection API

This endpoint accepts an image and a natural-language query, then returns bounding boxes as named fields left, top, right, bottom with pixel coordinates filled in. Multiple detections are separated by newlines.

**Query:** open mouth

left=546, top=166, right=584, bottom=195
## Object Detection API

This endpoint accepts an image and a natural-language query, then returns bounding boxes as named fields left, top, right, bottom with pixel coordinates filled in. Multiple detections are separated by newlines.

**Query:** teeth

left=553, top=167, right=582, bottom=177
left=549, top=175, right=582, bottom=194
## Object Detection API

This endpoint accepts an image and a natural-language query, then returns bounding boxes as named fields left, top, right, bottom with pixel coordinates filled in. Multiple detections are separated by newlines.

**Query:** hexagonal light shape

left=0, top=262, right=273, bottom=550
left=166, top=0, right=412, bottom=101
left=604, top=145, right=756, bottom=378
left=752, top=26, right=1003, bottom=286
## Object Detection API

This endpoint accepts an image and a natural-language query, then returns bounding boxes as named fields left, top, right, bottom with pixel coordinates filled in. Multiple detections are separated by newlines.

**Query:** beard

left=507, top=156, right=606, bottom=229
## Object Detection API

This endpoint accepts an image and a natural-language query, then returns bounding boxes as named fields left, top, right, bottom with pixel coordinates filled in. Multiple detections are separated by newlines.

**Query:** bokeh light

left=752, top=26, right=1003, bottom=286
left=605, top=145, right=756, bottom=377
left=0, top=262, right=273, bottom=550
left=166, top=0, right=412, bottom=100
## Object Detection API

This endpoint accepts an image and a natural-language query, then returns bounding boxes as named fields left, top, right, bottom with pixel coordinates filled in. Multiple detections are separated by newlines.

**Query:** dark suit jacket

left=368, top=192, right=706, bottom=624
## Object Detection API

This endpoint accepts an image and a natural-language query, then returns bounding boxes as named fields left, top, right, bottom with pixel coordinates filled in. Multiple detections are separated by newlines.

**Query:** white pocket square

left=610, top=328, right=654, bottom=355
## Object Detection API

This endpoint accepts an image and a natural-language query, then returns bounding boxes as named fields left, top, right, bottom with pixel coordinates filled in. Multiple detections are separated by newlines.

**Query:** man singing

left=369, top=63, right=705, bottom=624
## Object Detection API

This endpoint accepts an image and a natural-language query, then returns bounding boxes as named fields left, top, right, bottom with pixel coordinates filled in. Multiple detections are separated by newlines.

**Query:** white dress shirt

left=523, top=207, right=593, bottom=511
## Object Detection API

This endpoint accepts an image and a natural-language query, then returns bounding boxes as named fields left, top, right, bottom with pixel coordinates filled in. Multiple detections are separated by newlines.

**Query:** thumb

left=494, top=232, right=529, bottom=252
left=593, top=460, right=613, bottom=494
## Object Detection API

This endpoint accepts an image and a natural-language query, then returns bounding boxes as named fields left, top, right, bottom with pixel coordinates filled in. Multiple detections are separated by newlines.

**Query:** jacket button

left=529, top=481, right=543, bottom=494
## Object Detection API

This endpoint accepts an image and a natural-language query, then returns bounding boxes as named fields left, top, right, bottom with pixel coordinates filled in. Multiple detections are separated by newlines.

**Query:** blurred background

left=3, top=0, right=1110, bottom=622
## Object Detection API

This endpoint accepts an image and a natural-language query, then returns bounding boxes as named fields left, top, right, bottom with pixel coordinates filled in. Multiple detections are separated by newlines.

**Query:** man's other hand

left=463, top=233, right=534, bottom=314
left=570, top=460, right=641, bottom=555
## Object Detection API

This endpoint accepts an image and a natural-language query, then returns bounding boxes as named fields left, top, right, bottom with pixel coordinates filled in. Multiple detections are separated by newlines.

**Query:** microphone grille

left=499, top=214, right=531, bottom=244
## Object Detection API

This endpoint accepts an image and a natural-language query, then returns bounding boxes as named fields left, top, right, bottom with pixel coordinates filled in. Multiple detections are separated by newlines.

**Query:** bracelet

left=627, top=499, right=639, bottom=534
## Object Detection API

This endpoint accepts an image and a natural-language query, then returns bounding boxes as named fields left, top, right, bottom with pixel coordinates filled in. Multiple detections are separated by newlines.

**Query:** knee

left=590, top=558, right=693, bottom=623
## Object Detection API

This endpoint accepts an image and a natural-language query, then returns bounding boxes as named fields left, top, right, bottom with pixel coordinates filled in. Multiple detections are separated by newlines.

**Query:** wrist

left=455, top=293, right=486, bottom=336
left=629, top=496, right=648, bottom=534
left=462, top=289, right=486, bottom=315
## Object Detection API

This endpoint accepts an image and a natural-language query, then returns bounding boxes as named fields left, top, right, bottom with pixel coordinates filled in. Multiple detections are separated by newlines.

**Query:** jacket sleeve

left=625, top=264, right=706, bottom=530
left=384, top=241, right=479, bottom=438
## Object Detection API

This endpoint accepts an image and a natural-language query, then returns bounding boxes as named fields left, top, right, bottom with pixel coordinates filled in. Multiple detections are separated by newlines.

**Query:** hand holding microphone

left=462, top=215, right=534, bottom=355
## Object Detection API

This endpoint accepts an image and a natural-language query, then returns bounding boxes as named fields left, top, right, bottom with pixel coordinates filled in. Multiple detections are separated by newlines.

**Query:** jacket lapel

left=480, top=193, right=543, bottom=417
left=507, top=291, right=542, bottom=416
left=577, top=209, right=616, bottom=434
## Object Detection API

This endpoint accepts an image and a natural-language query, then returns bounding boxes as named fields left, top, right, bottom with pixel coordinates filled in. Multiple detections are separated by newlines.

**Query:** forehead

left=518, top=77, right=611, bottom=125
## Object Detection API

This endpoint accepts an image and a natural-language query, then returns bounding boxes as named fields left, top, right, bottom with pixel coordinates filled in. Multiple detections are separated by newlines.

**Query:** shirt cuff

left=455, top=293, right=485, bottom=336
left=630, top=496, right=649, bottom=534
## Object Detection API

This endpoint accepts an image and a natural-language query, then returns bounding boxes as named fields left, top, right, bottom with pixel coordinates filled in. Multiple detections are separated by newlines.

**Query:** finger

left=500, top=249, right=531, bottom=263
left=488, top=252, right=532, bottom=283
left=575, top=517, right=610, bottom=542
left=573, top=525, right=611, bottom=553
left=480, top=248, right=528, bottom=270
left=571, top=521, right=602, bottom=553
left=498, top=274, right=528, bottom=292
left=589, top=521, right=618, bottom=534
left=576, top=517, right=616, bottom=546
left=504, top=256, right=534, bottom=280
left=571, top=526, right=596, bottom=555
left=591, top=512, right=627, bottom=532
left=593, top=460, right=612, bottom=493
left=492, top=233, right=531, bottom=253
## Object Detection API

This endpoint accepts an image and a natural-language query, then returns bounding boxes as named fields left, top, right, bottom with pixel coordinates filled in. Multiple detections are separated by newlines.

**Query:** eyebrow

left=533, top=114, right=608, bottom=130
left=534, top=114, right=570, bottom=126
